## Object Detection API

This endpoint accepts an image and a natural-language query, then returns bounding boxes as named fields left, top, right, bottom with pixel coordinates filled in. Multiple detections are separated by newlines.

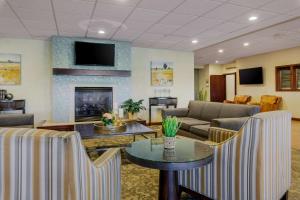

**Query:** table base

left=159, top=170, right=179, bottom=200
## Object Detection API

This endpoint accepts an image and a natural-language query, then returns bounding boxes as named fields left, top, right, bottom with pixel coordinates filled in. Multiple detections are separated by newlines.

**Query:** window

left=276, top=64, right=300, bottom=91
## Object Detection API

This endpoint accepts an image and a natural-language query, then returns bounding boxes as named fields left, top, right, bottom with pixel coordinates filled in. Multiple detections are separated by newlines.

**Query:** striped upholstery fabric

left=208, top=127, right=237, bottom=143
left=0, top=128, right=121, bottom=200
left=178, top=111, right=291, bottom=200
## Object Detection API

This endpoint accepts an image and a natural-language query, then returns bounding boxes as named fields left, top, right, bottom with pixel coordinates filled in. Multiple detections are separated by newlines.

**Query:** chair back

left=234, top=95, right=252, bottom=104
left=260, top=95, right=282, bottom=112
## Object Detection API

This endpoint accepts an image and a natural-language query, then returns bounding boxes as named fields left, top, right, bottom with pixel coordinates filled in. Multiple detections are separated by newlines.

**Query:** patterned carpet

left=84, top=126, right=300, bottom=200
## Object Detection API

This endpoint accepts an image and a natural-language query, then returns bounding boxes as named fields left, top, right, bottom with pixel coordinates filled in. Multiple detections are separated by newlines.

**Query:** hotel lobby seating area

left=1, top=0, right=300, bottom=199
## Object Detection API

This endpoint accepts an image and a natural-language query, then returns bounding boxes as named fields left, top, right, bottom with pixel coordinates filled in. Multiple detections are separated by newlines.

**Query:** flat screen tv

left=239, top=67, right=263, bottom=85
left=75, top=41, right=115, bottom=66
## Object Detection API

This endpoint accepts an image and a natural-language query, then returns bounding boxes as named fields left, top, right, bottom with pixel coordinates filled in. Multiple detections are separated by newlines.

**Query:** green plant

left=121, top=99, right=146, bottom=114
left=198, top=87, right=208, bottom=101
left=162, top=116, right=181, bottom=137
left=101, top=113, right=115, bottom=126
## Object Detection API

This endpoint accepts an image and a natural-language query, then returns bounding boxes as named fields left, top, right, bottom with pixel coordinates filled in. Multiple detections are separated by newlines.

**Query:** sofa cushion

left=187, top=101, right=206, bottom=119
left=199, top=102, right=223, bottom=122
left=178, top=117, right=210, bottom=131
left=189, top=124, right=211, bottom=137
left=218, top=104, right=260, bottom=118
left=0, top=114, right=34, bottom=127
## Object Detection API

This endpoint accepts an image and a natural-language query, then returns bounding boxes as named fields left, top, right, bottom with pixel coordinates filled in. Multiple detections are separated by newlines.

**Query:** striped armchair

left=178, top=111, right=291, bottom=200
left=0, top=128, right=121, bottom=200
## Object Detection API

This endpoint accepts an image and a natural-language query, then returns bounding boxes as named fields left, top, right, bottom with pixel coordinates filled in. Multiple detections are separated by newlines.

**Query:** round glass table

left=125, top=137, right=214, bottom=200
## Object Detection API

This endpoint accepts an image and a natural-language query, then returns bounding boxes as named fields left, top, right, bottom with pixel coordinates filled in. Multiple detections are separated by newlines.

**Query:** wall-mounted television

left=75, top=41, right=115, bottom=66
left=239, top=67, right=263, bottom=85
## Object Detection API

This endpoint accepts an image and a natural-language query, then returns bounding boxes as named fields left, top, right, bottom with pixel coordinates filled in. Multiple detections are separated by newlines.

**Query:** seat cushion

left=187, top=101, right=206, bottom=119
left=218, top=104, right=260, bottom=118
left=178, top=117, right=210, bottom=131
left=189, top=124, right=211, bottom=137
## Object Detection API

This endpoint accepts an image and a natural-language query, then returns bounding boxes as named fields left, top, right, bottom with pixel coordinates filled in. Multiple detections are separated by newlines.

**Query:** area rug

left=84, top=126, right=300, bottom=200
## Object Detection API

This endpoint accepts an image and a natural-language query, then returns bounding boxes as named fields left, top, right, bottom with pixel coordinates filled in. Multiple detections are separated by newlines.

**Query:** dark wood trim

left=37, top=124, right=75, bottom=131
left=179, top=186, right=213, bottom=200
left=292, top=117, right=300, bottom=121
left=276, top=64, right=300, bottom=91
left=147, top=122, right=162, bottom=126
left=53, top=68, right=131, bottom=77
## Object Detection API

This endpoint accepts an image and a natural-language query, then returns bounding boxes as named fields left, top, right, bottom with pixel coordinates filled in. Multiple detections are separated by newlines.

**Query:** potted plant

left=121, top=99, right=146, bottom=120
left=94, top=112, right=126, bottom=133
left=162, top=116, right=181, bottom=149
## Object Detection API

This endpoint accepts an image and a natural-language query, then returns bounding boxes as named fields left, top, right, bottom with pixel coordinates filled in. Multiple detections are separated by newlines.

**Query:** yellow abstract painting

left=0, top=54, right=21, bottom=85
left=151, top=61, right=173, bottom=86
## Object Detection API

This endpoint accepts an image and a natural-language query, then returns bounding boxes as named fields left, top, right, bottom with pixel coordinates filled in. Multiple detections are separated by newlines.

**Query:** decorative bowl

left=94, top=122, right=126, bottom=134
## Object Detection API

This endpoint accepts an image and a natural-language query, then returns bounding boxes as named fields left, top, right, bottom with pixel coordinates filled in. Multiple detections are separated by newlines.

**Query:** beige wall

left=0, top=38, right=52, bottom=124
left=222, top=46, right=300, bottom=118
left=131, top=47, right=194, bottom=123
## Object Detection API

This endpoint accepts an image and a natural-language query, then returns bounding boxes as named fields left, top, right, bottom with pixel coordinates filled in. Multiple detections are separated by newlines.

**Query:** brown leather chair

left=249, top=95, right=282, bottom=112
left=224, top=95, right=252, bottom=104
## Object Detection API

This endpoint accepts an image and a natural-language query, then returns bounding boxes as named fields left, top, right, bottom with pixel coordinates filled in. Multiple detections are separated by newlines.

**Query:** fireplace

left=75, top=87, right=113, bottom=122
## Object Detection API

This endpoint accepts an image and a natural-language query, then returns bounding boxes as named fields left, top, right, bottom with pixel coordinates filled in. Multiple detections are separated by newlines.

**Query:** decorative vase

left=163, top=136, right=176, bottom=149
left=163, top=148, right=176, bottom=161
left=128, top=112, right=137, bottom=120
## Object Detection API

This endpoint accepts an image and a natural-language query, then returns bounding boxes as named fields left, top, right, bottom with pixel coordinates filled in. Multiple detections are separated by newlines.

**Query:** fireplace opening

left=75, top=87, right=113, bottom=122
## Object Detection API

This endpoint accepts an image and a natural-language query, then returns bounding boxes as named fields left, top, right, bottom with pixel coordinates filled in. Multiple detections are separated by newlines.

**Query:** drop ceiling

left=0, top=0, right=300, bottom=65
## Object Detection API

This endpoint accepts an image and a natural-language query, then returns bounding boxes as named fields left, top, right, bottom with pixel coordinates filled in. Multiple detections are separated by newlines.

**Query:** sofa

left=249, top=95, right=282, bottom=112
left=162, top=101, right=260, bottom=140
left=0, top=114, right=34, bottom=128
left=178, top=111, right=291, bottom=200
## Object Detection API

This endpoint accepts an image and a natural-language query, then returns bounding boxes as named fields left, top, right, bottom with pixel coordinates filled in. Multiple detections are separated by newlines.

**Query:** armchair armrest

left=92, top=148, right=121, bottom=199
left=161, top=108, right=189, bottom=119
left=208, top=127, right=237, bottom=143
left=248, top=101, right=260, bottom=106
left=211, top=117, right=249, bottom=131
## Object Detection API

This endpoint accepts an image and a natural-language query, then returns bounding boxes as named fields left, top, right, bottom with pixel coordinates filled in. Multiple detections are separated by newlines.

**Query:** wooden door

left=210, top=75, right=226, bottom=102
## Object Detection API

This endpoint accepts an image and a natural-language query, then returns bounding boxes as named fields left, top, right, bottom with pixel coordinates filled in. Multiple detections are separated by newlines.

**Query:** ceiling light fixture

left=192, top=40, right=198, bottom=44
left=98, top=30, right=105, bottom=34
left=218, top=49, right=224, bottom=53
left=215, top=60, right=219, bottom=64
left=243, top=42, right=250, bottom=47
left=248, top=16, right=258, bottom=21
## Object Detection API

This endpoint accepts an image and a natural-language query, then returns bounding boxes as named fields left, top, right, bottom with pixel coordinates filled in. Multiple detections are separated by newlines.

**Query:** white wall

left=131, top=47, right=194, bottom=123
left=0, top=38, right=52, bottom=124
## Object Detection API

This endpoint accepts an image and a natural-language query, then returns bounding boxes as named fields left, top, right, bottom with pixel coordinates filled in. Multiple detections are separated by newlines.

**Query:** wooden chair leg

left=280, top=191, right=288, bottom=200
left=177, top=185, right=182, bottom=199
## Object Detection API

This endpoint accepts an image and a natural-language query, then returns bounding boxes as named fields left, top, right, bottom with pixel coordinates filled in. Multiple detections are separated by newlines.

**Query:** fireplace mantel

left=53, top=68, right=131, bottom=77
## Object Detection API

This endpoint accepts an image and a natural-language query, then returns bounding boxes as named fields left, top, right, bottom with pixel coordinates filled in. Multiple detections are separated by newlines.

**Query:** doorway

left=225, top=73, right=236, bottom=101
left=210, top=73, right=236, bottom=102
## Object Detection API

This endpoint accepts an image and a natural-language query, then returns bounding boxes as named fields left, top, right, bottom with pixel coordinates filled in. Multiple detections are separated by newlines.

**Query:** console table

left=149, top=97, right=177, bottom=125
left=0, top=100, right=26, bottom=114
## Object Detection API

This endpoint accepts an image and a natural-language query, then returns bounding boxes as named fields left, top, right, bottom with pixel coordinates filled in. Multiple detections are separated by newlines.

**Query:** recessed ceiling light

left=218, top=49, right=224, bottom=53
left=243, top=42, right=250, bottom=47
left=98, top=30, right=105, bottom=34
left=215, top=60, right=219, bottom=64
left=248, top=16, right=258, bottom=21
left=192, top=40, right=198, bottom=44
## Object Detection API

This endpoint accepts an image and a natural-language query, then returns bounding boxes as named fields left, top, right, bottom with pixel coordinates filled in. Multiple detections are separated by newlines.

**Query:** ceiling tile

left=122, top=20, right=154, bottom=31
left=127, top=8, right=168, bottom=23
left=229, top=0, right=273, bottom=8
left=173, top=17, right=222, bottom=37
left=138, top=0, right=185, bottom=12
left=112, top=29, right=143, bottom=41
left=93, top=3, right=134, bottom=22
left=261, top=0, right=300, bottom=14
left=160, top=13, right=198, bottom=26
left=137, top=33, right=164, bottom=41
left=53, top=0, right=94, bottom=15
left=163, top=35, right=187, bottom=43
left=174, top=0, right=222, bottom=16
left=0, top=18, right=29, bottom=35
left=231, top=9, right=277, bottom=24
left=99, top=0, right=140, bottom=7
left=211, top=22, right=248, bottom=34
left=204, top=3, right=251, bottom=20
left=9, top=0, right=52, bottom=12
left=147, top=24, right=180, bottom=35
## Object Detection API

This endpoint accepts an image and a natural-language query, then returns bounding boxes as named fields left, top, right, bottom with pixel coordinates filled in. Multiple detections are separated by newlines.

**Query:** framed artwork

left=0, top=54, right=21, bottom=85
left=151, top=61, right=174, bottom=86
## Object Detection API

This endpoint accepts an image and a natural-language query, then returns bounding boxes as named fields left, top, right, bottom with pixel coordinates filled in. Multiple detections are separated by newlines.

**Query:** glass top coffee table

left=125, top=138, right=214, bottom=200
left=75, top=122, right=157, bottom=149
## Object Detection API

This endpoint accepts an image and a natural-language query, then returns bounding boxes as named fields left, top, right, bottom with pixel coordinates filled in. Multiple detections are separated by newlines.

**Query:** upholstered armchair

left=249, top=95, right=282, bottom=112
left=223, top=95, right=252, bottom=104
left=178, top=111, right=291, bottom=200
left=0, top=128, right=121, bottom=200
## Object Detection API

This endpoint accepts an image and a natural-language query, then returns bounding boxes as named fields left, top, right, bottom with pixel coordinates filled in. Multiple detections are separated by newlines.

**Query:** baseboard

left=147, top=122, right=162, bottom=126
left=292, top=117, right=300, bottom=121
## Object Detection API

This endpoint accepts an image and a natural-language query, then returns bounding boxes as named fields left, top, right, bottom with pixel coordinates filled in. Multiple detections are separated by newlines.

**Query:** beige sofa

left=162, top=101, right=260, bottom=140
